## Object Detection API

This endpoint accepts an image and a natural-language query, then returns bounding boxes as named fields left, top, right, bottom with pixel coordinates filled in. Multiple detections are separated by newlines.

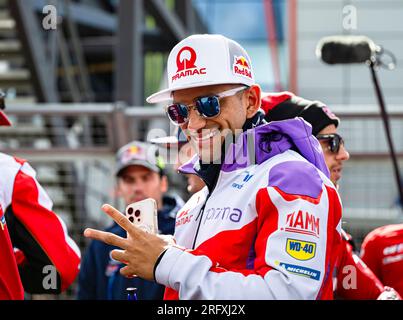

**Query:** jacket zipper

left=190, top=157, right=225, bottom=249
left=191, top=192, right=212, bottom=249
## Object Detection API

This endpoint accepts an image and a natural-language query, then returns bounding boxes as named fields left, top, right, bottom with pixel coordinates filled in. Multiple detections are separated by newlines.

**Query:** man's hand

left=84, top=204, right=174, bottom=281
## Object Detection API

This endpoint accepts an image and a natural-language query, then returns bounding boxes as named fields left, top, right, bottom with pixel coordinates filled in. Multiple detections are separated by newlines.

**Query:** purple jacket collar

left=178, top=118, right=330, bottom=178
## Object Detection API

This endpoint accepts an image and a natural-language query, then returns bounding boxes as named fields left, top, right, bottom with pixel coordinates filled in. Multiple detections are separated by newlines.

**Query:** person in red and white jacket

left=361, top=224, right=403, bottom=298
left=84, top=34, right=343, bottom=300
left=0, top=97, right=80, bottom=300
left=263, top=91, right=401, bottom=300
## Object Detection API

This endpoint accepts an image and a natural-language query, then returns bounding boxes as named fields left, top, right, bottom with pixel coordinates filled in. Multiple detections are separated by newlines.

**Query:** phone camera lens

left=135, top=210, right=140, bottom=217
left=128, top=207, right=133, bottom=215
left=129, top=217, right=134, bottom=223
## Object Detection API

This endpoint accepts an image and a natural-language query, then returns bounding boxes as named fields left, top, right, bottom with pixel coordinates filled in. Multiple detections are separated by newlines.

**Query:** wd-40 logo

left=233, top=56, right=252, bottom=79
left=283, top=210, right=320, bottom=238
left=172, top=46, right=206, bottom=82
left=232, top=171, right=254, bottom=190
left=175, top=209, right=193, bottom=227
left=286, top=239, right=316, bottom=261
left=277, top=262, right=321, bottom=281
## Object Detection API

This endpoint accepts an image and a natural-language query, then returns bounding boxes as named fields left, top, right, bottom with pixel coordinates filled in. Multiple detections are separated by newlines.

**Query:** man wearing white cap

left=85, top=34, right=343, bottom=300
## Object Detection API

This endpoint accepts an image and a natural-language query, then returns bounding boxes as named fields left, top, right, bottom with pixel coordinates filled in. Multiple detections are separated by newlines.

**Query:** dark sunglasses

left=165, top=86, right=248, bottom=125
left=316, top=133, right=345, bottom=153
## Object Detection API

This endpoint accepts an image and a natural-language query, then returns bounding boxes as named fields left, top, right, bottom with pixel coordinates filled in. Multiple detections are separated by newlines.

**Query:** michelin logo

left=278, top=262, right=321, bottom=281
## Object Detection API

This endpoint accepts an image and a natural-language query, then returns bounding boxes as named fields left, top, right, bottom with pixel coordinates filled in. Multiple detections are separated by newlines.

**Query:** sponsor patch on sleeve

left=276, top=261, right=321, bottom=281
left=286, top=238, right=316, bottom=261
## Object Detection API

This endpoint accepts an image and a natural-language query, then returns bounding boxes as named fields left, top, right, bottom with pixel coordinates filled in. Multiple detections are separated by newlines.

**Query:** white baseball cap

left=146, top=34, right=256, bottom=104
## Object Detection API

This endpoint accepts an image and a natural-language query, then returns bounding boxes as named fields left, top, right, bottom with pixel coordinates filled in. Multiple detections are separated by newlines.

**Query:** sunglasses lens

left=196, top=96, right=220, bottom=118
left=330, top=135, right=343, bottom=153
left=330, top=138, right=338, bottom=153
left=167, top=104, right=188, bottom=125
left=318, top=134, right=344, bottom=153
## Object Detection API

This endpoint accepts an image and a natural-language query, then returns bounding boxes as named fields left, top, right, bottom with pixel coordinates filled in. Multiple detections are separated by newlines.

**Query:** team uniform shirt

left=361, top=224, right=403, bottom=297
left=155, top=118, right=343, bottom=300
left=0, top=153, right=81, bottom=299
left=261, top=92, right=390, bottom=300
left=334, top=230, right=384, bottom=299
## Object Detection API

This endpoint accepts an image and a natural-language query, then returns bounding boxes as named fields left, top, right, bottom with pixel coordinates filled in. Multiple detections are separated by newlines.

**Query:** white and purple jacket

left=155, top=118, right=342, bottom=300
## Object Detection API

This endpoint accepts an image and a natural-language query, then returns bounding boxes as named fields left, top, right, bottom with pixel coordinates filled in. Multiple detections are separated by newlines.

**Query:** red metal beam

left=263, top=0, right=282, bottom=91
left=288, top=0, right=298, bottom=94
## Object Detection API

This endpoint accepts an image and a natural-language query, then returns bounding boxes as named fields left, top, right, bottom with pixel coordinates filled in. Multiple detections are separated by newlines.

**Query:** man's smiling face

left=173, top=84, right=260, bottom=163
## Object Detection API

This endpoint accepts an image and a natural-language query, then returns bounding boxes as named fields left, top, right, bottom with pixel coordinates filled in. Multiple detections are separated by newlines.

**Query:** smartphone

left=125, top=198, right=158, bottom=234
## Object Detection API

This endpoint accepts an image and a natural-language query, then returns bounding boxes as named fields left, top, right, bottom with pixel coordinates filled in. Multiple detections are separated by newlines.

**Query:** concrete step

left=5, top=96, right=37, bottom=104
left=0, top=69, right=30, bottom=81
left=0, top=18, right=15, bottom=32
left=0, top=39, right=21, bottom=57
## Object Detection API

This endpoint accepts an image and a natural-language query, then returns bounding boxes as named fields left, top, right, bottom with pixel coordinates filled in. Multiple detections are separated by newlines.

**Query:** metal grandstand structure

left=0, top=0, right=207, bottom=299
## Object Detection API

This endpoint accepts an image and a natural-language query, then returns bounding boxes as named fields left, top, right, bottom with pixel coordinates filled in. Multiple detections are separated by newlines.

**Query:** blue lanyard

left=106, top=266, right=120, bottom=300
left=107, top=264, right=138, bottom=300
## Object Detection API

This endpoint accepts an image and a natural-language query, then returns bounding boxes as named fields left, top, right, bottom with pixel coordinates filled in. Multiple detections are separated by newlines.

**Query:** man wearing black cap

left=263, top=92, right=400, bottom=300
left=262, top=92, right=349, bottom=188
left=77, top=141, right=183, bottom=300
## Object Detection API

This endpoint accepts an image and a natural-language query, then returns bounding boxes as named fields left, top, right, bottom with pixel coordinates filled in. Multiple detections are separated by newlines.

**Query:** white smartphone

left=125, top=198, right=158, bottom=234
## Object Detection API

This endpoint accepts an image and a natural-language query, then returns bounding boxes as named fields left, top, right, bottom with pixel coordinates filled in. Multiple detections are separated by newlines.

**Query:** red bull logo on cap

left=233, top=56, right=252, bottom=79
left=172, top=46, right=206, bottom=82
left=121, top=145, right=145, bottom=163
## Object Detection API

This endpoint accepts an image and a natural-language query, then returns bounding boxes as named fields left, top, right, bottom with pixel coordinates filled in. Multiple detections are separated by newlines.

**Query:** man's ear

left=161, top=175, right=168, bottom=193
left=245, top=85, right=262, bottom=119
